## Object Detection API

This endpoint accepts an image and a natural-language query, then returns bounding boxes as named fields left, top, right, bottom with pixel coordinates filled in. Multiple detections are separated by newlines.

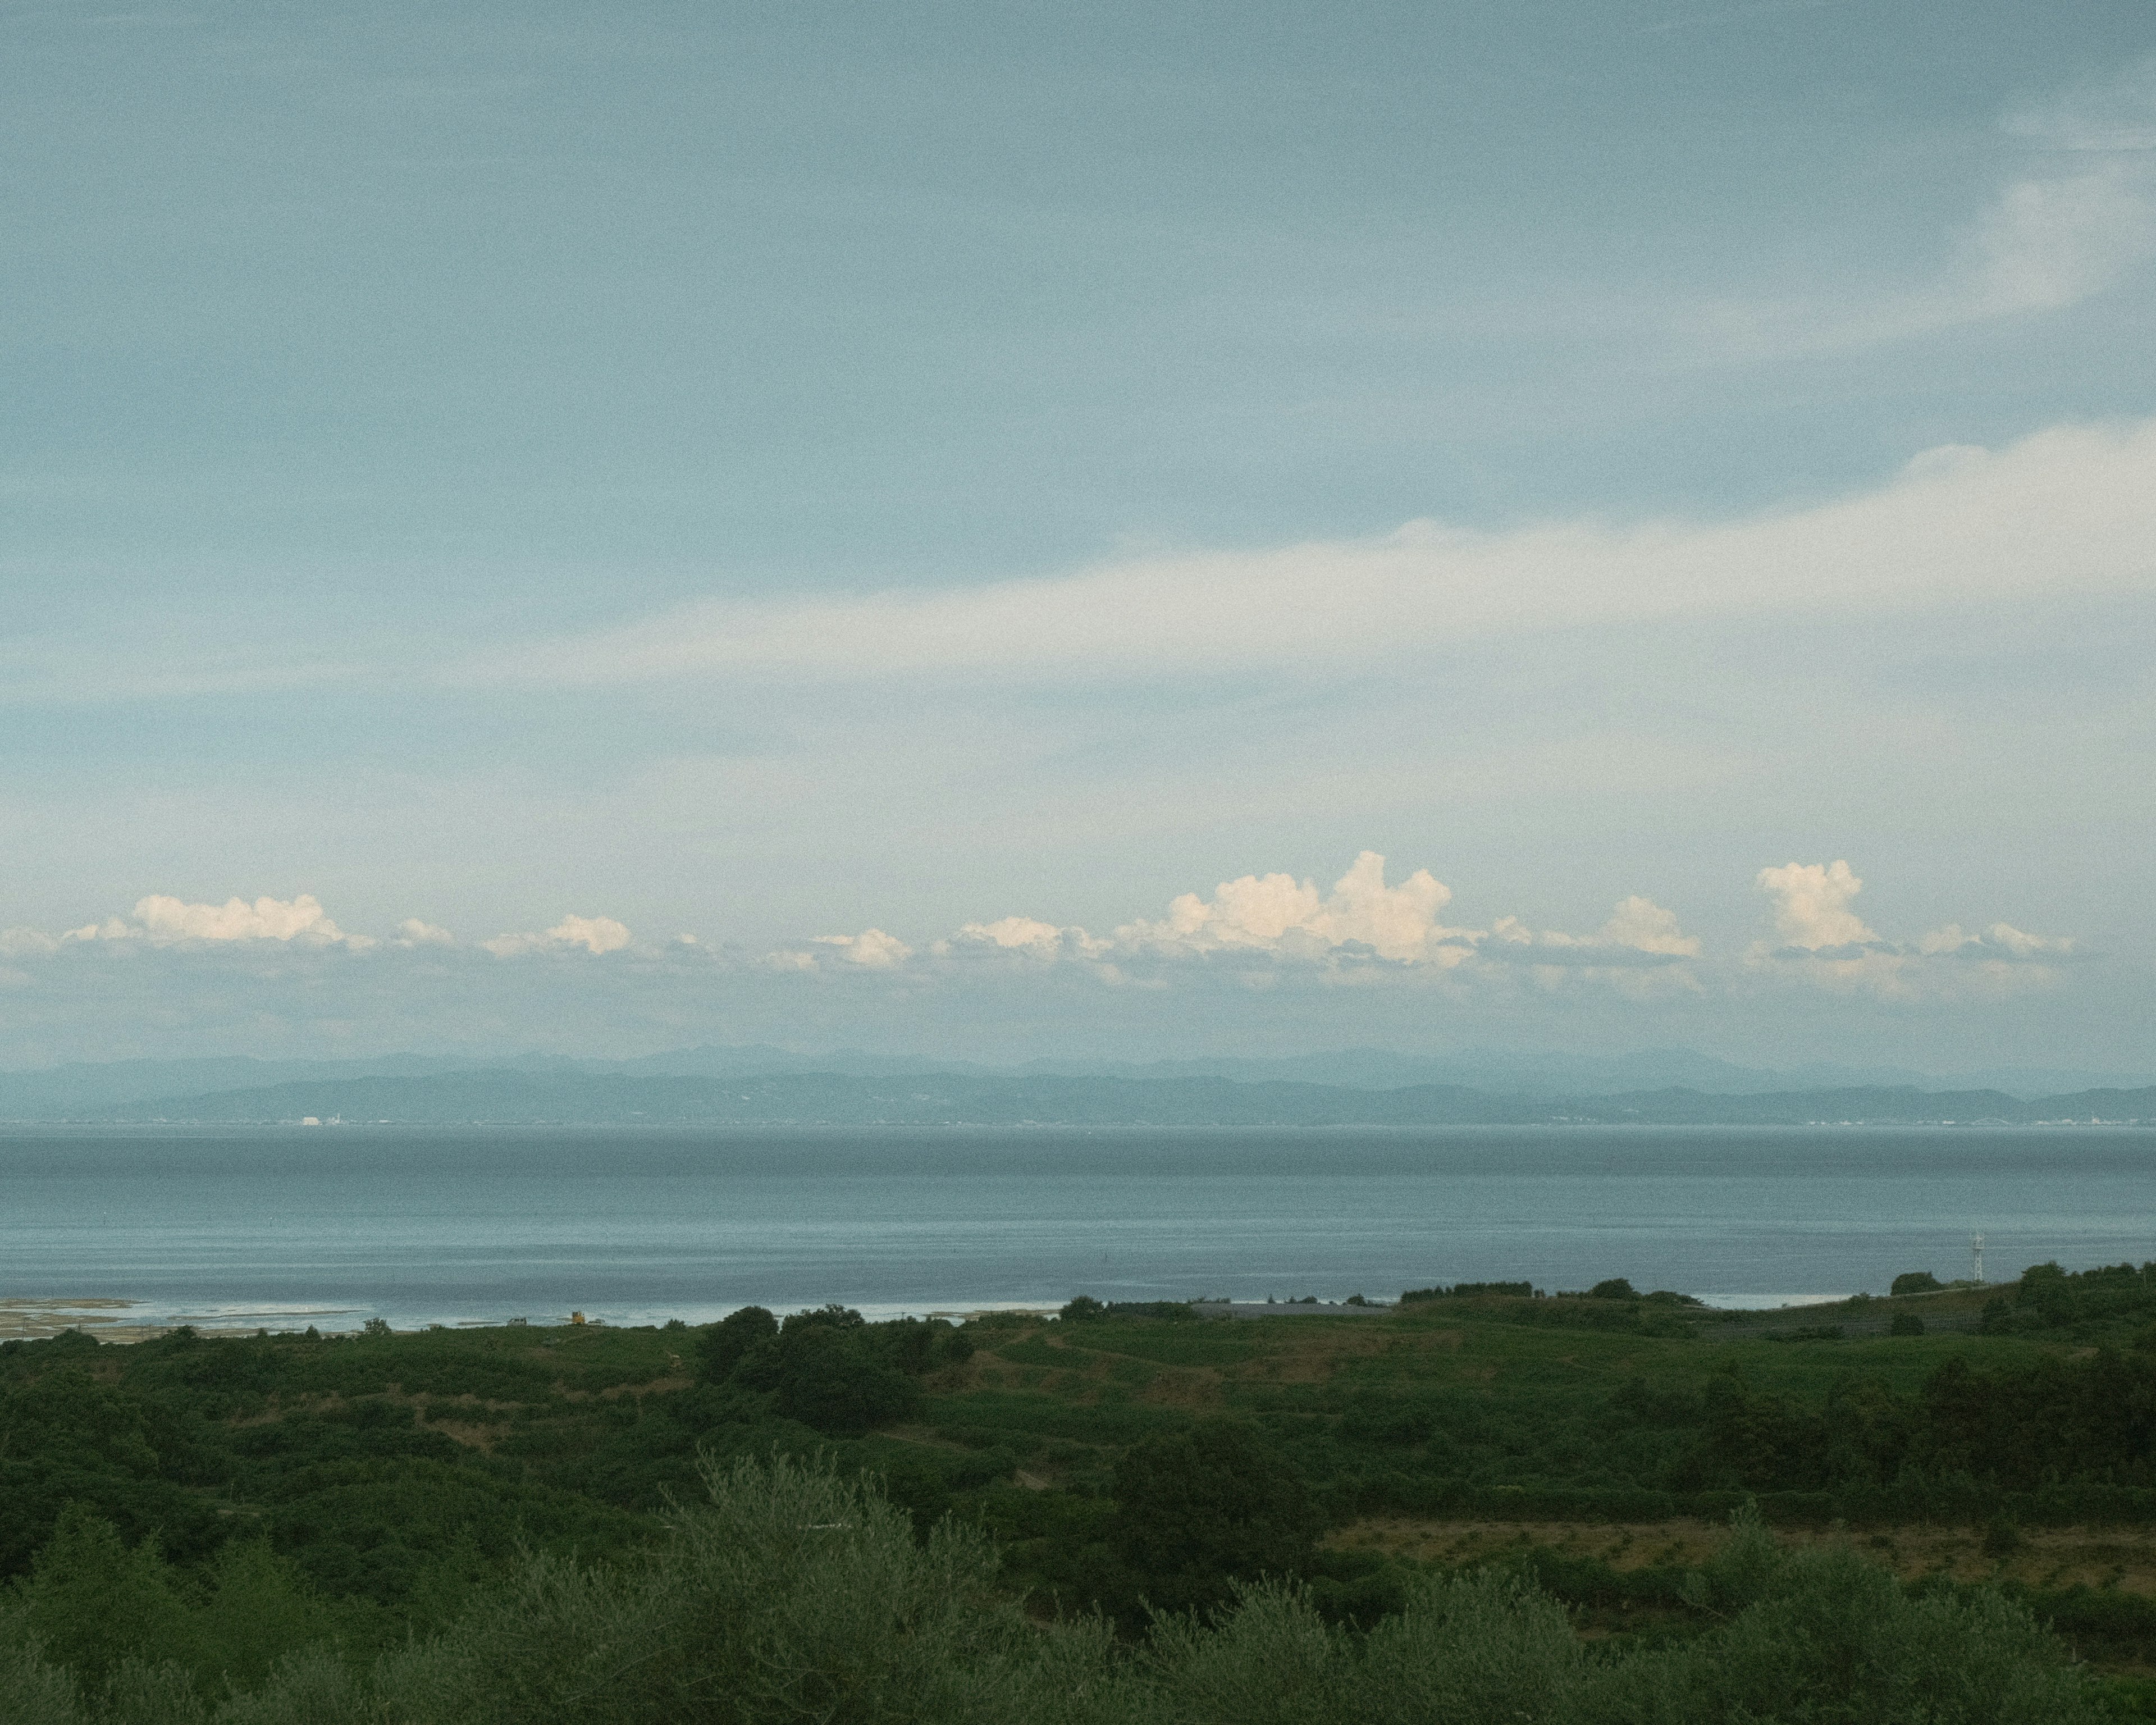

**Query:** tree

left=694, top=1306, right=776, bottom=1384
left=1111, top=1421, right=1317, bottom=1615
left=19, top=1506, right=191, bottom=1687
left=772, top=1326, right=917, bottom=1436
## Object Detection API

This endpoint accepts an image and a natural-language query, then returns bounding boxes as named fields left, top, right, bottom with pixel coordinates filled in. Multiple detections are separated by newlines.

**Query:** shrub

left=1140, top=1569, right=1587, bottom=1725
left=1358, top=1571, right=1582, bottom=1725
left=782, top=1303, right=866, bottom=1334
left=695, top=1305, right=777, bottom=1383
left=365, top=1452, right=1124, bottom=1725
left=1893, top=1271, right=1945, bottom=1297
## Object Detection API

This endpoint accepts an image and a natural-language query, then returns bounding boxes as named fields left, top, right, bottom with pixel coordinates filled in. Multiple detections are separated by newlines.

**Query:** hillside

left=7, top=1258, right=2156, bottom=1719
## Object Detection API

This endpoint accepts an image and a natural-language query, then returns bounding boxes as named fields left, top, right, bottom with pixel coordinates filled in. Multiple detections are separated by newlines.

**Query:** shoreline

left=2, top=1288, right=1876, bottom=1343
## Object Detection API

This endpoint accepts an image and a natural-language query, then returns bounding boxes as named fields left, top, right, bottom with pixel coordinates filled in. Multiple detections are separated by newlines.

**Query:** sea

left=2, top=1124, right=2150, bottom=1333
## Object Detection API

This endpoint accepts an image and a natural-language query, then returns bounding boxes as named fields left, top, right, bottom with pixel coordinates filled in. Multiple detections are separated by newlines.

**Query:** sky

left=3, top=1, right=2154, bottom=1073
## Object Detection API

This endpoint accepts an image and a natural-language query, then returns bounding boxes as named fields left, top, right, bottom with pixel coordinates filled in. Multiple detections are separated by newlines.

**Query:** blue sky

left=3, top=2, right=2154, bottom=1071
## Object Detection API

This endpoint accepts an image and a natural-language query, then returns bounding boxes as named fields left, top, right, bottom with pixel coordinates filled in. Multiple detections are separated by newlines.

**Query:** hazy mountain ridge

left=43, top=1070, right=2156, bottom=1127
left=4, top=1044, right=2148, bottom=1117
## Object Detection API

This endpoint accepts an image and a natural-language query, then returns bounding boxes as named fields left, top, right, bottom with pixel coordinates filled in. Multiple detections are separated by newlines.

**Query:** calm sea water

left=2, top=1125, right=2150, bottom=1331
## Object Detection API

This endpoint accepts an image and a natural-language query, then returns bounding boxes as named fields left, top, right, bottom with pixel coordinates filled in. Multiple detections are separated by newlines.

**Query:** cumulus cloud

left=1116, top=852, right=1476, bottom=966
left=1748, top=860, right=2072, bottom=997
left=1756, top=861, right=1877, bottom=951
left=942, top=916, right=1077, bottom=960
left=459, top=419, right=2156, bottom=691
left=810, top=929, right=913, bottom=969
left=766, top=850, right=2064, bottom=1007
left=0, top=856, right=2079, bottom=1032
left=551, top=914, right=632, bottom=955
left=1595, top=896, right=1705, bottom=958
left=1917, top=921, right=2077, bottom=960
left=47, top=893, right=373, bottom=948
left=1489, top=896, right=1707, bottom=969
left=484, top=914, right=634, bottom=957
left=910, top=854, right=1705, bottom=990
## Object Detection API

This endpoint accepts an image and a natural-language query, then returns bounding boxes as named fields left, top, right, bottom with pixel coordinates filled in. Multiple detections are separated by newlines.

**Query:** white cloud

left=920, top=855, right=1703, bottom=987
left=0, top=856, right=2077, bottom=1030
left=1917, top=921, right=2076, bottom=960
left=1116, top=851, right=1476, bottom=966
left=780, top=851, right=2062, bottom=1007
left=944, top=916, right=1073, bottom=960
left=53, top=893, right=373, bottom=948
left=1748, top=861, right=2071, bottom=998
left=1756, top=860, right=1877, bottom=951
left=1596, top=895, right=1704, bottom=959
left=1709, top=64, right=2156, bottom=352
left=1494, top=896, right=1706, bottom=966
left=459, top=419, right=2156, bottom=690
left=1954, top=165, right=2155, bottom=319
left=810, top=928, right=912, bottom=969
left=550, top=914, right=632, bottom=955
left=1975, top=922, right=2076, bottom=959
left=1721, top=163, right=2156, bottom=353
left=485, top=913, right=633, bottom=957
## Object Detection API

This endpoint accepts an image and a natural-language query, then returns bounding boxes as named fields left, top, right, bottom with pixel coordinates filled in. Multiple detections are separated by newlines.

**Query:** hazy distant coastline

left=7, top=1064, right=2151, bottom=1128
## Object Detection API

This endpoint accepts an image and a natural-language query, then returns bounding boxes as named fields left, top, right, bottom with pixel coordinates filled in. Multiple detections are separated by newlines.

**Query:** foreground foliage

left=0, top=1457, right=2105, bottom=1724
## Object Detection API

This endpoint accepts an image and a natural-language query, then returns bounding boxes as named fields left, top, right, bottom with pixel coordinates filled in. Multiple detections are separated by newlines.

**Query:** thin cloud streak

left=1700, top=164, right=2156, bottom=353
left=453, top=420, right=2156, bottom=690
left=1702, top=60, right=2156, bottom=352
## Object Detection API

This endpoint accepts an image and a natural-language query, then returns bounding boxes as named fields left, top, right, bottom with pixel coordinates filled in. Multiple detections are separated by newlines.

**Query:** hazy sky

left=4, top=2, right=2154, bottom=1071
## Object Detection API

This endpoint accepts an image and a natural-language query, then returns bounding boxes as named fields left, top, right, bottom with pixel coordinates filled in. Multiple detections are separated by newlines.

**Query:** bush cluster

left=694, top=1305, right=972, bottom=1437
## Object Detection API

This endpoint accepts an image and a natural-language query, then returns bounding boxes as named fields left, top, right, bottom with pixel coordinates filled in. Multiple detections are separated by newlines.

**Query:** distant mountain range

left=2, top=1043, right=2151, bottom=1122
left=8, top=1066, right=2153, bottom=1127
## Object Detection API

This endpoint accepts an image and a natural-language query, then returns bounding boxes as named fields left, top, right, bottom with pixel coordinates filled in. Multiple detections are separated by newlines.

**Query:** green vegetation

left=0, top=1457, right=2109, bottom=1724
left=4, top=1258, right=2156, bottom=1719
